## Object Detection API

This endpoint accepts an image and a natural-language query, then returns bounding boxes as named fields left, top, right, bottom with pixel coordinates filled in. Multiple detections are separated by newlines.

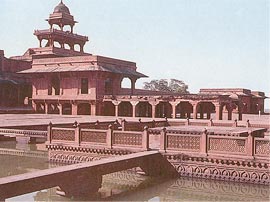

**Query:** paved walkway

left=0, top=114, right=268, bottom=128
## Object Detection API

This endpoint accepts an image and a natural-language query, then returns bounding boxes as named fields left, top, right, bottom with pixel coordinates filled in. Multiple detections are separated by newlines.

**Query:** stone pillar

left=115, top=104, right=119, bottom=117
left=215, top=104, right=222, bottom=120
left=39, top=39, right=42, bottom=48
left=160, top=127, right=167, bottom=152
left=80, top=44, right=84, bottom=52
left=45, top=102, right=49, bottom=114
left=131, top=101, right=138, bottom=117
left=247, top=132, right=254, bottom=157
left=121, top=119, right=126, bottom=131
left=47, top=122, right=52, bottom=144
left=91, top=103, right=96, bottom=116
left=238, top=109, right=243, bottom=121
left=59, top=104, right=63, bottom=115
left=207, top=112, right=211, bottom=119
left=130, top=78, right=137, bottom=95
left=200, top=112, right=203, bottom=119
left=171, top=103, right=177, bottom=119
left=32, top=101, right=37, bottom=112
left=106, top=125, right=113, bottom=149
left=142, top=126, right=149, bottom=151
left=74, top=122, right=81, bottom=146
left=193, top=103, right=198, bottom=119
left=227, top=108, right=232, bottom=120
left=200, top=129, right=207, bottom=155
left=151, top=104, right=156, bottom=118
left=72, top=103, right=78, bottom=115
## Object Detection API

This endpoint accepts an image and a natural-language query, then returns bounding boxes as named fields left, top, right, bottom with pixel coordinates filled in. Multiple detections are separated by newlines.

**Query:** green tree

left=143, top=79, right=189, bottom=93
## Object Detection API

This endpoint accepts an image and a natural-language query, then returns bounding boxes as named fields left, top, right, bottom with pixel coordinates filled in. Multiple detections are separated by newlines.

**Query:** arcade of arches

left=33, top=98, right=243, bottom=120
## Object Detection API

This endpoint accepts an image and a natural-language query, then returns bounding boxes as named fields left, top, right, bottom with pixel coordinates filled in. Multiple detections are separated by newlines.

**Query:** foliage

left=143, top=79, right=189, bottom=93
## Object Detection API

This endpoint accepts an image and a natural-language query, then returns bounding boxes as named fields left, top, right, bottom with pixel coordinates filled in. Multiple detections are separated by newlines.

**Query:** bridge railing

left=0, top=128, right=47, bottom=138
left=160, top=128, right=270, bottom=159
left=47, top=123, right=150, bottom=151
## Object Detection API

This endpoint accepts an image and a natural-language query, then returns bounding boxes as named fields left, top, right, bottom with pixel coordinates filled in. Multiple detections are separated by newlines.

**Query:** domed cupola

left=53, top=0, right=70, bottom=14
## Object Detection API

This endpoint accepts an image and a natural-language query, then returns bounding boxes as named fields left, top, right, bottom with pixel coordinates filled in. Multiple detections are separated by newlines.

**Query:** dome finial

left=53, top=0, right=70, bottom=14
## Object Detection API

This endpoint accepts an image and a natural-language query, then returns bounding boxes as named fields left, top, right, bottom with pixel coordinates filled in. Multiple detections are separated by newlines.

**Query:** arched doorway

left=156, top=102, right=172, bottom=118
left=62, top=103, right=72, bottom=115
left=118, top=101, right=132, bottom=117
left=77, top=103, right=91, bottom=115
left=175, top=102, right=193, bottom=119
left=197, top=102, right=215, bottom=119
left=103, top=101, right=115, bottom=116
left=136, top=102, right=152, bottom=117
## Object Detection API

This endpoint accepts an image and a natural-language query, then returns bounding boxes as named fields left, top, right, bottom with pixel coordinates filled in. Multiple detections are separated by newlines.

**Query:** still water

left=0, top=141, right=269, bottom=202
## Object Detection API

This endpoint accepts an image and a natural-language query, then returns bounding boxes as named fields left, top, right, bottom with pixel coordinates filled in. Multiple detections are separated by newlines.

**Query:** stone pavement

left=0, top=113, right=268, bottom=128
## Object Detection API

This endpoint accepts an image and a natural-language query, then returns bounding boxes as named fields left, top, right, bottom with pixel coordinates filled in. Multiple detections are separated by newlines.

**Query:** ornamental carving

left=172, top=163, right=269, bottom=185
left=255, top=139, right=270, bottom=155
left=113, top=132, right=142, bottom=146
left=167, top=135, right=200, bottom=151
left=52, top=129, right=75, bottom=141
left=209, top=138, right=246, bottom=153
left=81, top=130, right=107, bottom=143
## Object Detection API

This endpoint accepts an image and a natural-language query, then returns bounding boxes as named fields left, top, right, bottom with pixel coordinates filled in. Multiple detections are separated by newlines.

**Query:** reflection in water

left=0, top=141, right=269, bottom=202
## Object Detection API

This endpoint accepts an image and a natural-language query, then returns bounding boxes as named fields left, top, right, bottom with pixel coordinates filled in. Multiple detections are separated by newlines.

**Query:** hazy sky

left=0, top=0, right=269, bottom=99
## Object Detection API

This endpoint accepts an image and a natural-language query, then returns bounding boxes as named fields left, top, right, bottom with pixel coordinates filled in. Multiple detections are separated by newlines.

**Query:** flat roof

left=18, top=65, right=147, bottom=78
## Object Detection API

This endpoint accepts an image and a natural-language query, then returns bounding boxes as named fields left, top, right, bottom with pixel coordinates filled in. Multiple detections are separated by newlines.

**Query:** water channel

left=0, top=140, right=269, bottom=202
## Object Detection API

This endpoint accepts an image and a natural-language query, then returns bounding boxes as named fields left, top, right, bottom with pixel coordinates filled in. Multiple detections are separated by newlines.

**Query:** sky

left=0, top=0, right=269, bottom=105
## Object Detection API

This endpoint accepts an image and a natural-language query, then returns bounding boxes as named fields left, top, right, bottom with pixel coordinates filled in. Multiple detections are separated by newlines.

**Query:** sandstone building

left=0, top=1, right=266, bottom=119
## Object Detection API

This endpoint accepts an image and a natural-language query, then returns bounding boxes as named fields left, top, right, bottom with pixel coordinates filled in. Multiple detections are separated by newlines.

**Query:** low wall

left=160, top=128, right=270, bottom=185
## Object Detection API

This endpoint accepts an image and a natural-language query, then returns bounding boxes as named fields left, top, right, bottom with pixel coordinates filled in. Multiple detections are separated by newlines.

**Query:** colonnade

left=33, top=99, right=243, bottom=121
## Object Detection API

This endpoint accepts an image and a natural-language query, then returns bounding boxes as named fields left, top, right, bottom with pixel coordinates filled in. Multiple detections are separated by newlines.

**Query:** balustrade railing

left=160, top=127, right=270, bottom=159
left=168, top=118, right=270, bottom=129
left=47, top=122, right=149, bottom=151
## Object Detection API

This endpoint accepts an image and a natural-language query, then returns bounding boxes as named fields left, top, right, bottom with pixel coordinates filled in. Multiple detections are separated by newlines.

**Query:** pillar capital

left=130, top=101, right=139, bottom=106
left=112, top=100, right=120, bottom=106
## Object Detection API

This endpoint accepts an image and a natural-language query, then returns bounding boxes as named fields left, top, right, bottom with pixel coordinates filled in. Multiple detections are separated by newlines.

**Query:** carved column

left=171, top=102, right=178, bottom=119
left=47, top=122, right=52, bottom=144
left=91, top=102, right=96, bottom=116
left=58, top=104, right=63, bottom=115
left=150, top=102, right=158, bottom=118
left=112, top=101, right=120, bottom=117
left=45, top=102, right=49, bottom=114
left=106, top=125, right=113, bottom=149
left=130, top=77, right=137, bottom=95
left=142, top=126, right=149, bottom=151
left=72, top=103, right=78, bottom=115
left=247, top=132, right=254, bottom=157
left=160, top=127, right=167, bottom=152
left=238, top=103, right=243, bottom=121
left=131, top=101, right=139, bottom=117
left=193, top=103, right=198, bottom=119
left=75, top=122, right=81, bottom=146
left=215, top=104, right=222, bottom=120
left=200, top=129, right=207, bottom=155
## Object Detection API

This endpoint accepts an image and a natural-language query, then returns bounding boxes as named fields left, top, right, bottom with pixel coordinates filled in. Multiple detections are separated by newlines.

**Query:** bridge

left=0, top=128, right=47, bottom=144
left=0, top=151, right=176, bottom=200
left=0, top=148, right=48, bottom=159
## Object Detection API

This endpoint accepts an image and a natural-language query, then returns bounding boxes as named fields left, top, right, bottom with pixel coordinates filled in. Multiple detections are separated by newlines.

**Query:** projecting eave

left=18, top=65, right=148, bottom=78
